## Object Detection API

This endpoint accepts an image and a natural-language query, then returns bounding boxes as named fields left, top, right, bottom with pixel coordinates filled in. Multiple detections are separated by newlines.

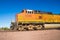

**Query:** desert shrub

left=0, top=27, right=10, bottom=30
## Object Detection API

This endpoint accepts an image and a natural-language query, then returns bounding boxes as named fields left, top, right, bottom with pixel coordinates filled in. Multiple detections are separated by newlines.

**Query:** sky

left=0, top=0, right=60, bottom=28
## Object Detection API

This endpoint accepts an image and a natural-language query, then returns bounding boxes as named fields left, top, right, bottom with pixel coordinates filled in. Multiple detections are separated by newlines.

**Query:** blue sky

left=0, top=0, right=60, bottom=28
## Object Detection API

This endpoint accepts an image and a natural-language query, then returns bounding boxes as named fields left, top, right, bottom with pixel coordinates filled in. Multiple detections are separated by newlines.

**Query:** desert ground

left=0, top=29, right=60, bottom=40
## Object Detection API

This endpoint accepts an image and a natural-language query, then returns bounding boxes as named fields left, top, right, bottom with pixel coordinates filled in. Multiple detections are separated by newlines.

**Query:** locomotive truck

left=10, top=9, right=60, bottom=31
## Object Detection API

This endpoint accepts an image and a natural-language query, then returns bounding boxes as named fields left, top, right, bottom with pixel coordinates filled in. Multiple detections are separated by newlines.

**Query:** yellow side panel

left=16, top=13, right=60, bottom=23
left=42, top=14, right=60, bottom=22
left=53, top=15, right=60, bottom=22
left=16, top=13, right=43, bottom=23
left=42, top=14, right=54, bottom=22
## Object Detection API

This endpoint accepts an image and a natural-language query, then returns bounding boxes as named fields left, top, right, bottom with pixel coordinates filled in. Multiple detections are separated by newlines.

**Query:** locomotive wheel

left=17, top=27, right=24, bottom=31
left=17, top=25, right=24, bottom=31
left=33, top=27, right=37, bottom=30
left=22, top=26, right=28, bottom=31
left=27, top=25, right=34, bottom=30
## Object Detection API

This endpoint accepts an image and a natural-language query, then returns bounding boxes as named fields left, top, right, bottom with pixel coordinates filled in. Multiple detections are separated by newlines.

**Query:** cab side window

left=27, top=11, right=33, bottom=14
left=28, top=11, right=31, bottom=13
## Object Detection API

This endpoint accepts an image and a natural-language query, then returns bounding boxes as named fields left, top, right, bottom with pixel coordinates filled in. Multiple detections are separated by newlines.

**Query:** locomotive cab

left=21, top=9, right=34, bottom=14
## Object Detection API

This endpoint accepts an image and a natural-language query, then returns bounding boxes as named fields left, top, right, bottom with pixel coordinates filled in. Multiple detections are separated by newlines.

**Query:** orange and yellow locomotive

left=10, top=9, right=60, bottom=31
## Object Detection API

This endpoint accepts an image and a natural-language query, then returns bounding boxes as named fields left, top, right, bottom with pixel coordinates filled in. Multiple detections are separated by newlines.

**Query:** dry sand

left=0, top=30, right=60, bottom=40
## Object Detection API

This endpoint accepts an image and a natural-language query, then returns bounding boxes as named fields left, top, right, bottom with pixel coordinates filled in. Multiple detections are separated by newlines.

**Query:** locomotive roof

left=21, top=9, right=53, bottom=14
left=26, top=9, right=52, bottom=14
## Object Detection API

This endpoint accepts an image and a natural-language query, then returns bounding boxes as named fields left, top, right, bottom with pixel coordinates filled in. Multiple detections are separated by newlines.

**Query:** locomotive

left=10, top=9, right=60, bottom=31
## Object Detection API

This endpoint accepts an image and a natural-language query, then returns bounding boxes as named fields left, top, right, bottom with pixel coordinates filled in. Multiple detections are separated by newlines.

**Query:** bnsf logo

left=39, top=16, right=42, bottom=19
